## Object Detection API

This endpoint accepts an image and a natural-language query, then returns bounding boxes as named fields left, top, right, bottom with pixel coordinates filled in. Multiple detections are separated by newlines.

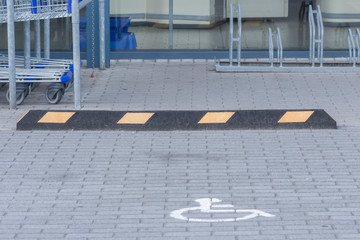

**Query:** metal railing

left=229, top=3, right=241, bottom=66
left=268, top=27, right=283, bottom=67
left=309, top=5, right=324, bottom=67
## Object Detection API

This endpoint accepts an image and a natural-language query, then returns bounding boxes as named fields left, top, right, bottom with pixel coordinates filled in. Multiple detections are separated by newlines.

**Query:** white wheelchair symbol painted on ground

left=170, top=198, right=275, bottom=222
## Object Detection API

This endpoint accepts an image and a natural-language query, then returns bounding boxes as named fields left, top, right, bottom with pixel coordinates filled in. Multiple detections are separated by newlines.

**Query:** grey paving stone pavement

left=0, top=60, right=359, bottom=239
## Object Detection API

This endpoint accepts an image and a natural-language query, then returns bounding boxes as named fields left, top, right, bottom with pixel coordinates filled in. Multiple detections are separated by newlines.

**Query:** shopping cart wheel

left=6, top=89, right=25, bottom=105
left=24, top=84, right=31, bottom=97
left=30, top=82, right=40, bottom=91
left=45, top=83, right=64, bottom=104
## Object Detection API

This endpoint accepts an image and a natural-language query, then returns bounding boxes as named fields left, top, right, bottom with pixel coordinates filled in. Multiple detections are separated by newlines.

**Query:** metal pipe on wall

left=44, top=19, right=50, bottom=59
left=7, top=0, right=16, bottom=109
left=35, top=20, right=41, bottom=58
left=169, top=0, right=173, bottom=49
left=72, top=0, right=81, bottom=109
left=99, top=0, right=106, bottom=69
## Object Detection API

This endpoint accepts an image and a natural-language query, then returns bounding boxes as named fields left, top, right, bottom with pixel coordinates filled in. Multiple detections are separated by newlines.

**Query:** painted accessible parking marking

left=170, top=198, right=275, bottom=222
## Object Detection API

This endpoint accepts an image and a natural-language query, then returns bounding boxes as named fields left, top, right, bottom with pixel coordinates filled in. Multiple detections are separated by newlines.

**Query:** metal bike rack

left=268, top=27, right=283, bottom=67
left=348, top=28, right=360, bottom=67
left=229, top=3, right=241, bottom=66
left=215, top=4, right=360, bottom=73
left=309, top=4, right=324, bottom=67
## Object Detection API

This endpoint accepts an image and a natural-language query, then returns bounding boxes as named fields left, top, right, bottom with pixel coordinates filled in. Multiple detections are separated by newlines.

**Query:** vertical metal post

left=318, top=5, right=324, bottom=67
left=309, top=5, right=313, bottom=65
left=24, top=21, right=31, bottom=69
left=99, top=0, right=106, bottom=69
left=316, top=11, right=321, bottom=63
left=169, top=0, right=173, bottom=49
left=44, top=18, right=50, bottom=59
left=7, top=0, right=16, bottom=109
left=237, top=3, right=241, bottom=66
left=277, top=27, right=283, bottom=67
left=35, top=20, right=41, bottom=58
left=268, top=28, right=274, bottom=67
left=72, top=0, right=81, bottom=109
left=229, top=4, right=233, bottom=65
left=356, top=29, right=360, bottom=63
left=348, top=29, right=353, bottom=64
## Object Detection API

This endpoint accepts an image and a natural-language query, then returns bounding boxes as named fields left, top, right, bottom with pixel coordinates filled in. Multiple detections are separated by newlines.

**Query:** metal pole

left=72, top=0, right=81, bottom=109
left=24, top=21, right=31, bottom=69
left=229, top=4, right=233, bottom=65
left=356, top=29, right=360, bottom=63
left=237, top=3, right=241, bottom=66
left=309, top=6, right=313, bottom=65
left=99, top=0, right=106, bottom=69
left=35, top=20, right=41, bottom=58
left=44, top=18, right=50, bottom=59
left=268, top=28, right=273, bottom=67
left=169, top=0, right=173, bottom=49
left=7, top=0, right=16, bottom=109
left=318, top=5, right=324, bottom=67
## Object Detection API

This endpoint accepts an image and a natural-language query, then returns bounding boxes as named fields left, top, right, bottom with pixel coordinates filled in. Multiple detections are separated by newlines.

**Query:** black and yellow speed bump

left=16, top=109, right=336, bottom=131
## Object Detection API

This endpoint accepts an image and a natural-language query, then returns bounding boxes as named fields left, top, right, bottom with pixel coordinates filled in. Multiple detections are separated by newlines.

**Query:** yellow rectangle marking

left=117, top=113, right=154, bottom=124
left=38, top=112, right=75, bottom=124
left=278, top=111, right=314, bottom=123
left=198, top=112, right=235, bottom=124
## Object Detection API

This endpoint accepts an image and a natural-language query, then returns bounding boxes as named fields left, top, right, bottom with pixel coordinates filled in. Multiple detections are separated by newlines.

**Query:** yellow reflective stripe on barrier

left=38, top=112, right=75, bottom=124
left=278, top=111, right=314, bottom=123
left=198, top=112, right=235, bottom=124
left=117, top=113, right=154, bottom=124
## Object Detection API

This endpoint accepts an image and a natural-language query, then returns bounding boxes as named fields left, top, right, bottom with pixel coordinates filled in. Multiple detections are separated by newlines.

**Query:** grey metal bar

left=35, top=20, right=41, bottom=58
left=348, top=29, right=354, bottom=64
left=7, top=0, right=16, bottom=109
left=24, top=21, right=31, bottom=69
left=309, top=5, right=314, bottom=65
left=356, top=29, right=360, bottom=63
left=277, top=27, right=283, bottom=67
left=236, top=3, right=241, bottom=66
left=44, top=18, right=50, bottom=59
left=316, top=10, right=321, bottom=63
left=268, top=28, right=274, bottom=67
left=348, top=29, right=356, bottom=67
left=72, top=0, right=81, bottom=109
left=169, top=0, right=173, bottom=49
left=99, top=0, right=105, bottom=69
left=318, top=5, right=324, bottom=67
left=229, top=4, right=233, bottom=65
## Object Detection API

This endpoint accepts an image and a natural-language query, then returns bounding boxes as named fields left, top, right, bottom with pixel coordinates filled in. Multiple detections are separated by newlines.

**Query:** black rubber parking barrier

left=17, top=109, right=337, bottom=131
